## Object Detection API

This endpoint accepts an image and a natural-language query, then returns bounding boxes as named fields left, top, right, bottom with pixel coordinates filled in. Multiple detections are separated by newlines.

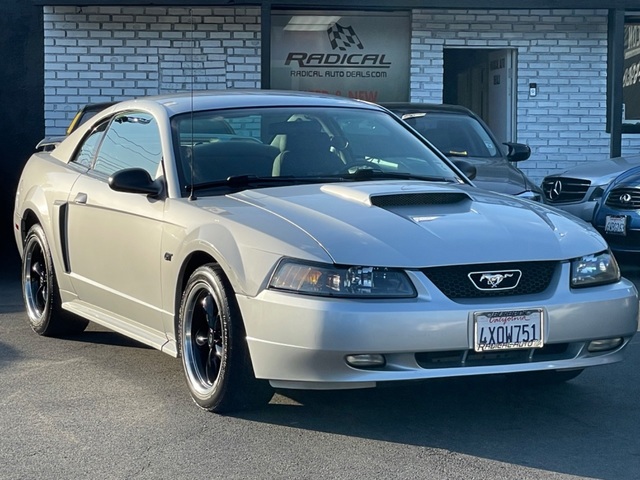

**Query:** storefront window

left=623, top=17, right=640, bottom=133
left=270, top=11, right=410, bottom=103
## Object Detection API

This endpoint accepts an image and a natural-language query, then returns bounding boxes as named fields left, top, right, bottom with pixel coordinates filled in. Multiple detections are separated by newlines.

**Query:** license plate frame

left=474, top=309, right=544, bottom=352
left=605, top=215, right=627, bottom=236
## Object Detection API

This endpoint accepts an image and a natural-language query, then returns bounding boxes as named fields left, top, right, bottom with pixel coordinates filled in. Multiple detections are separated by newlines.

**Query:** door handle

left=74, top=192, right=88, bottom=204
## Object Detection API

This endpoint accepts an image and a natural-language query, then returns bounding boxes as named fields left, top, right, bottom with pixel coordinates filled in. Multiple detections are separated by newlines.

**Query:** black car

left=384, top=103, right=543, bottom=202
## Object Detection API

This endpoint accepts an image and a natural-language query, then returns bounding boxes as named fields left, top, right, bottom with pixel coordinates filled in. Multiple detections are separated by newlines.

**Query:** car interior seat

left=271, top=120, right=345, bottom=176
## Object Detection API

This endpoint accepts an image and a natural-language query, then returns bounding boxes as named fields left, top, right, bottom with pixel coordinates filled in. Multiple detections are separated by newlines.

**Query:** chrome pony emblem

left=468, top=270, right=522, bottom=291
left=480, top=273, right=513, bottom=287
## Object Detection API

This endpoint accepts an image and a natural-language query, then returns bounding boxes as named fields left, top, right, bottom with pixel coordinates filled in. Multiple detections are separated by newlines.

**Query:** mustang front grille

left=415, top=343, right=573, bottom=369
left=422, top=261, right=558, bottom=300
left=542, top=177, right=591, bottom=204
left=604, top=187, right=640, bottom=210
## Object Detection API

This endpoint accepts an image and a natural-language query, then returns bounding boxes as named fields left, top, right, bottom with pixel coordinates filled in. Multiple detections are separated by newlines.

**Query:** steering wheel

left=338, top=162, right=385, bottom=175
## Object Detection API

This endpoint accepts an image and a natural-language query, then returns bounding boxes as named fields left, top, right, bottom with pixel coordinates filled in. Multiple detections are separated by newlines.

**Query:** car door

left=66, top=111, right=166, bottom=335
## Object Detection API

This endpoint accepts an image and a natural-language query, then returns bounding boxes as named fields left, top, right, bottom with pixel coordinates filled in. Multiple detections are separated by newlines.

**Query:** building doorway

left=443, top=48, right=517, bottom=145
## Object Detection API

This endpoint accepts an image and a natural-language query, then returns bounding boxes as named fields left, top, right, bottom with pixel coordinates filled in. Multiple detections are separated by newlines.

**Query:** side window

left=93, top=112, right=162, bottom=177
left=72, top=121, right=108, bottom=168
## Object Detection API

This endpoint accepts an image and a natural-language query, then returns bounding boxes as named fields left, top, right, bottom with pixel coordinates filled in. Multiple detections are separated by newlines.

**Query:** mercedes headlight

left=269, top=260, right=416, bottom=298
left=588, top=186, right=605, bottom=202
left=570, top=251, right=620, bottom=288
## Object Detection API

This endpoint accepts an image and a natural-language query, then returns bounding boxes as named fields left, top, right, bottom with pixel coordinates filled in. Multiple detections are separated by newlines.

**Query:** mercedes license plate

left=474, top=309, right=544, bottom=352
left=605, top=215, right=627, bottom=236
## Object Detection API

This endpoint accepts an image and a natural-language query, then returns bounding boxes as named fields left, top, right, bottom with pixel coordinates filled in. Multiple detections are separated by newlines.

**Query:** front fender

left=159, top=198, right=334, bottom=336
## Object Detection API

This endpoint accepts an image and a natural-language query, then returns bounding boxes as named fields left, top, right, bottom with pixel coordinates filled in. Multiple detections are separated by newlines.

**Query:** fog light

left=588, top=338, right=623, bottom=352
left=345, top=354, right=386, bottom=368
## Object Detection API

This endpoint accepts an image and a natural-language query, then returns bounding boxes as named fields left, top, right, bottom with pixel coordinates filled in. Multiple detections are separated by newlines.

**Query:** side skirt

left=62, top=299, right=177, bottom=357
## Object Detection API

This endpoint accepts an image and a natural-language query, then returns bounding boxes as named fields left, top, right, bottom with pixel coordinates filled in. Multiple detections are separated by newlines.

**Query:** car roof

left=50, top=91, right=390, bottom=163
left=112, top=90, right=382, bottom=117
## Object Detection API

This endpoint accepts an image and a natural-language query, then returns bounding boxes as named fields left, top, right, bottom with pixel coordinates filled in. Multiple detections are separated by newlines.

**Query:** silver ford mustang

left=13, top=91, right=638, bottom=412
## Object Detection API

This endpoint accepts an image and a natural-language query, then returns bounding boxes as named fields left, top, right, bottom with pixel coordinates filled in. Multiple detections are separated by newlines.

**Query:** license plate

left=605, top=215, right=627, bottom=236
left=474, top=309, right=544, bottom=352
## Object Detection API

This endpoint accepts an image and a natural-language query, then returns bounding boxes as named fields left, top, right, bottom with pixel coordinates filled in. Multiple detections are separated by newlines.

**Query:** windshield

left=172, top=107, right=461, bottom=195
left=401, top=112, right=502, bottom=158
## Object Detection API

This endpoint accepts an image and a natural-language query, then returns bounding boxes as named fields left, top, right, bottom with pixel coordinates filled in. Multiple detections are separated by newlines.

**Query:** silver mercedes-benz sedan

left=13, top=91, right=638, bottom=413
left=541, top=155, right=640, bottom=222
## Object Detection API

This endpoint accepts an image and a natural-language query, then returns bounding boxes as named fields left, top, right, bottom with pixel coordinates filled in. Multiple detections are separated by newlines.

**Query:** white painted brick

left=66, top=31, right=89, bottom=39
left=44, top=29, right=66, bottom=39
left=135, top=63, right=158, bottom=72
left=57, top=71, right=80, bottom=80
left=42, top=5, right=640, bottom=171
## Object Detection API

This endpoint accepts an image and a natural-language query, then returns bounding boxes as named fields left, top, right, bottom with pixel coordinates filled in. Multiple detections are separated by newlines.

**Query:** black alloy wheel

left=22, top=224, right=88, bottom=336
left=179, top=264, right=273, bottom=412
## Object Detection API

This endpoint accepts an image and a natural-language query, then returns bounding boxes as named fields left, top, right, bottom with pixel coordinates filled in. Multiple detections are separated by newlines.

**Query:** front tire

left=178, top=264, right=273, bottom=412
left=22, top=224, right=88, bottom=336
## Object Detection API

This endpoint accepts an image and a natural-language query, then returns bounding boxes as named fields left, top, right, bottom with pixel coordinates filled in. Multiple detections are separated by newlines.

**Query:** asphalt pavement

left=1, top=255, right=640, bottom=480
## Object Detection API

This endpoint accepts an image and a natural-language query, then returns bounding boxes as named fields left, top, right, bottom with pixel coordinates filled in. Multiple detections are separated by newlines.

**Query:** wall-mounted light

left=529, top=83, right=538, bottom=97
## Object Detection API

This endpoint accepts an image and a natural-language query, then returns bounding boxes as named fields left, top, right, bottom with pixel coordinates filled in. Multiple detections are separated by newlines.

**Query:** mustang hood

left=230, top=181, right=606, bottom=267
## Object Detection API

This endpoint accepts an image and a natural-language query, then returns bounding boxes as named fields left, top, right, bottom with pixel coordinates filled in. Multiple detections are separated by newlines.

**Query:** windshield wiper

left=187, top=170, right=456, bottom=198
left=188, top=174, right=337, bottom=195
left=445, top=150, right=469, bottom=157
left=341, top=168, right=454, bottom=183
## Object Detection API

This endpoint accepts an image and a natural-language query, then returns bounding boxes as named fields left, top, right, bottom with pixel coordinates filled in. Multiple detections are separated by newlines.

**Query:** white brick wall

left=44, top=6, right=261, bottom=134
left=43, top=6, right=640, bottom=182
left=411, top=9, right=640, bottom=183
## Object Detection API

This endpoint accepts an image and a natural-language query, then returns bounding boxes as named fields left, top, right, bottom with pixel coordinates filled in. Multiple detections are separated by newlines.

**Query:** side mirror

left=504, top=142, right=531, bottom=162
left=108, top=168, right=163, bottom=197
left=452, top=159, right=477, bottom=181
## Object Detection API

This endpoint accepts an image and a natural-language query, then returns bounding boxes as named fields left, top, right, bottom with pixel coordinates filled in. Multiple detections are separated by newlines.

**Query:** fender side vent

left=371, top=192, right=469, bottom=208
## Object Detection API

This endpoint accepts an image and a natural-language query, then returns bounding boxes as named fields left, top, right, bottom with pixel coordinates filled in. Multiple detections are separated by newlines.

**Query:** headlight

left=588, top=186, right=605, bottom=202
left=269, top=259, right=417, bottom=298
left=570, top=251, right=620, bottom=288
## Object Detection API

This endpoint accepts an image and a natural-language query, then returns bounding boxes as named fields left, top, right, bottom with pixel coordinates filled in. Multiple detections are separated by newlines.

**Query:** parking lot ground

left=0, top=257, right=21, bottom=314
left=1, top=256, right=640, bottom=479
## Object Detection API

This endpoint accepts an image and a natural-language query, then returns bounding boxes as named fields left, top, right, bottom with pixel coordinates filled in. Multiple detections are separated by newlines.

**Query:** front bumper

left=595, top=224, right=640, bottom=254
left=238, top=266, right=638, bottom=390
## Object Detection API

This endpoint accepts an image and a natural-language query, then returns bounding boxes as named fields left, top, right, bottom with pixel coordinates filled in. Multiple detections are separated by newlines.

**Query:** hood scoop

left=319, top=184, right=472, bottom=210
left=370, top=192, right=470, bottom=208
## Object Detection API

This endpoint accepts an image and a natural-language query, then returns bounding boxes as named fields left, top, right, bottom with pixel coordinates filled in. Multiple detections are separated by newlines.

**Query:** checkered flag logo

left=327, top=24, right=364, bottom=51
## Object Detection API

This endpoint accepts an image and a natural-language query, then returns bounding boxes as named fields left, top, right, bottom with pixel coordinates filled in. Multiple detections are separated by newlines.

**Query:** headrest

left=283, top=131, right=331, bottom=153
left=183, top=118, right=234, bottom=135
left=269, top=120, right=323, bottom=135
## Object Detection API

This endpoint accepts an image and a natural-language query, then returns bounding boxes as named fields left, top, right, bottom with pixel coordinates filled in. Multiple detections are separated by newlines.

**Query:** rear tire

left=22, top=224, right=89, bottom=336
left=178, top=264, right=273, bottom=413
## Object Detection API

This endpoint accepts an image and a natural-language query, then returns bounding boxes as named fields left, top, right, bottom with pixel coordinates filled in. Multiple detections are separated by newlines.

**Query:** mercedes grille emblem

left=549, top=180, right=563, bottom=200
